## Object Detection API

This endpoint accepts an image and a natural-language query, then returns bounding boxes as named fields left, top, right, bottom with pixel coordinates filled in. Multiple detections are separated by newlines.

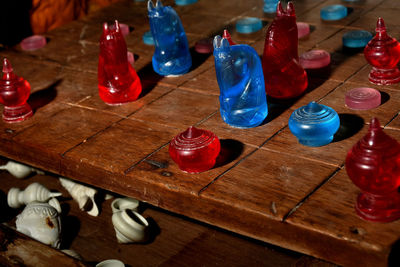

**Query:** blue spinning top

left=289, top=102, right=340, bottom=147
left=320, top=5, right=348, bottom=21
left=342, top=30, right=372, bottom=48
left=236, top=17, right=263, bottom=34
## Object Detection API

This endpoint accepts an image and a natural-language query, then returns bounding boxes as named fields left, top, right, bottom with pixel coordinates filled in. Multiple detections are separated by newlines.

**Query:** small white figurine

left=0, top=160, right=44, bottom=179
left=112, top=209, right=149, bottom=243
left=111, top=198, right=139, bottom=213
left=96, top=259, right=125, bottom=267
left=59, top=177, right=99, bottom=216
left=16, top=199, right=62, bottom=248
left=7, top=182, right=62, bottom=209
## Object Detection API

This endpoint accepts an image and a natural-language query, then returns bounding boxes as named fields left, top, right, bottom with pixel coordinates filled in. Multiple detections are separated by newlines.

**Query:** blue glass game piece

left=342, top=30, right=372, bottom=48
left=236, top=17, right=263, bottom=34
left=175, top=0, right=197, bottom=6
left=264, top=0, right=279, bottom=13
left=148, top=0, right=192, bottom=76
left=320, top=5, right=348, bottom=21
left=142, top=31, right=154, bottom=45
left=289, top=102, right=340, bottom=147
left=213, top=36, right=268, bottom=128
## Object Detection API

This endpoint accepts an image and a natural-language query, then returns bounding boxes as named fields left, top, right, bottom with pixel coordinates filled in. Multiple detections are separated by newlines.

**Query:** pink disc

left=345, top=87, right=381, bottom=110
left=119, top=23, right=130, bottom=37
left=127, top=51, right=134, bottom=65
left=195, top=38, right=213, bottom=54
left=20, top=35, right=47, bottom=51
left=299, top=49, right=331, bottom=69
left=297, top=22, right=310, bottom=39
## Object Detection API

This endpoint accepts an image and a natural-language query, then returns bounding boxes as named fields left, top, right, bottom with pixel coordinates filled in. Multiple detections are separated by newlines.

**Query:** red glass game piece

left=0, top=58, right=33, bottom=123
left=297, top=22, right=310, bottom=39
left=262, top=1, right=308, bottom=99
left=299, top=49, right=331, bottom=69
left=345, top=87, right=381, bottom=110
left=98, top=20, right=142, bottom=105
left=20, top=35, right=47, bottom=51
left=346, top=118, right=400, bottom=222
left=364, top=17, right=400, bottom=85
left=169, top=126, right=220, bottom=173
left=222, top=29, right=236, bottom=45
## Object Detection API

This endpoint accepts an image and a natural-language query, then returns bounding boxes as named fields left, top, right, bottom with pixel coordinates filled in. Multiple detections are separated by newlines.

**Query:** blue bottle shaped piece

left=213, top=36, right=268, bottom=128
left=289, top=101, right=340, bottom=147
left=264, top=0, right=279, bottom=13
left=148, top=0, right=192, bottom=76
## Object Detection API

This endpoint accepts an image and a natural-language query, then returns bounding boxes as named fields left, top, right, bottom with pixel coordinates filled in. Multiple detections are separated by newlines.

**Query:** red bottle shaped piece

left=169, top=126, right=220, bottom=173
left=364, top=17, right=400, bottom=85
left=98, top=20, right=142, bottom=105
left=262, top=1, right=308, bottom=99
left=346, top=118, right=400, bottom=222
left=0, top=58, right=33, bottom=123
left=222, top=29, right=236, bottom=45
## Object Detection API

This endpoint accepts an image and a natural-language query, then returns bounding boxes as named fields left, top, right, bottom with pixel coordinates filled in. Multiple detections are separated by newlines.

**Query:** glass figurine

left=289, top=102, right=340, bottom=147
left=262, top=1, right=308, bottom=99
left=98, top=20, right=142, bottom=105
left=0, top=58, right=33, bottom=123
left=147, top=0, right=192, bottom=76
left=346, top=118, right=400, bottom=222
left=264, top=0, right=279, bottom=13
left=213, top=36, right=268, bottom=128
left=364, top=17, right=400, bottom=85
left=169, top=126, right=220, bottom=173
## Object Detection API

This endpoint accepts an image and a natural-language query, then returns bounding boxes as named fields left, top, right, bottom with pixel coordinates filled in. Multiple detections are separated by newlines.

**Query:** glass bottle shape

left=98, top=20, right=142, bottom=105
left=262, top=1, right=308, bottom=99
left=148, top=0, right=192, bottom=76
left=346, top=118, right=400, bottom=222
left=0, top=58, right=33, bottom=123
left=169, top=126, right=220, bottom=173
left=213, top=36, right=268, bottom=128
left=364, top=17, right=400, bottom=85
left=288, top=102, right=340, bottom=147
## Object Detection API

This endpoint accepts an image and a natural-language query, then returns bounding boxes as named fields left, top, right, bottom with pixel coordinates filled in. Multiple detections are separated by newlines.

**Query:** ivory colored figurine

left=59, top=177, right=99, bottom=216
left=16, top=199, right=62, bottom=248
left=111, top=197, right=140, bottom=213
left=112, top=209, right=149, bottom=243
left=0, top=160, right=44, bottom=179
left=7, top=182, right=62, bottom=209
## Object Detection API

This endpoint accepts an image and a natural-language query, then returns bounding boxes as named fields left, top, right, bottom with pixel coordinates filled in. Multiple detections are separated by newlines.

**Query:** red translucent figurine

left=364, top=17, right=400, bottom=85
left=346, top=118, right=400, bottom=222
left=98, top=20, right=142, bottom=105
left=0, top=58, right=33, bottom=123
left=169, top=126, right=220, bottom=173
left=262, top=1, right=308, bottom=99
left=222, top=29, right=236, bottom=45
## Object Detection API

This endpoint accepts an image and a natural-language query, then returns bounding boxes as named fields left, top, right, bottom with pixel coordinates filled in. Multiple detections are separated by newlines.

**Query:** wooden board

left=0, top=0, right=399, bottom=266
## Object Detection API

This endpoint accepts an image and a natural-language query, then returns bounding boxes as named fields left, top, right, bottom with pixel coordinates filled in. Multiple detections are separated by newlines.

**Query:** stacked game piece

left=236, top=17, right=263, bottom=34
left=299, top=50, right=331, bottom=69
left=320, top=5, right=348, bottom=21
left=148, top=0, right=192, bottom=76
left=346, top=118, right=400, bottom=222
left=289, top=102, right=340, bottom=147
left=213, top=35, right=268, bottom=128
left=345, top=87, right=381, bottom=110
left=342, top=30, right=372, bottom=49
left=0, top=58, right=33, bottom=123
left=297, top=22, right=310, bottom=39
left=98, top=21, right=142, bottom=105
left=364, top=17, right=400, bottom=85
left=263, top=2, right=308, bottom=99
left=264, top=0, right=279, bottom=13
left=169, top=126, right=220, bottom=173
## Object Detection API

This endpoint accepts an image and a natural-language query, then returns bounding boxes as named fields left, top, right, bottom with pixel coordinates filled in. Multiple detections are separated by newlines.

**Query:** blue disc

left=342, top=30, right=372, bottom=48
left=263, top=0, right=279, bottom=13
left=142, top=31, right=154, bottom=45
left=236, top=17, right=263, bottom=34
left=175, top=0, right=197, bottom=6
left=320, top=5, right=348, bottom=21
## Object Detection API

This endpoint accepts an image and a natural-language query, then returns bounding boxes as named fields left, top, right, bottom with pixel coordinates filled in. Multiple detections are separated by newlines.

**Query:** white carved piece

left=7, top=182, right=62, bottom=209
left=0, top=160, right=44, bottom=179
left=111, top=209, right=149, bottom=243
left=59, top=177, right=99, bottom=216
left=96, top=259, right=125, bottom=267
left=111, top=198, right=139, bottom=213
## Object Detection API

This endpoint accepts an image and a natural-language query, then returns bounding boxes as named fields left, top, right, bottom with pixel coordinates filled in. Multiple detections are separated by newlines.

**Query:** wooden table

left=1, top=0, right=399, bottom=266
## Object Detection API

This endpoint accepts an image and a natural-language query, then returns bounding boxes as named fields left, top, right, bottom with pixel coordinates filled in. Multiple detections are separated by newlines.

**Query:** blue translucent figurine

left=264, top=0, right=279, bottom=13
left=289, top=101, right=340, bottom=147
left=213, top=36, right=268, bottom=128
left=147, top=0, right=192, bottom=76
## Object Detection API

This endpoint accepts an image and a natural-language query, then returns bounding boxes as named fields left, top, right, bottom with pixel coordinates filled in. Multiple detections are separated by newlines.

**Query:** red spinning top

left=0, top=58, right=33, bottom=123
left=169, top=126, right=220, bottom=173
left=346, top=118, right=400, bottom=222
left=98, top=20, right=142, bottom=105
left=262, top=1, right=308, bottom=99
left=364, top=17, right=400, bottom=85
